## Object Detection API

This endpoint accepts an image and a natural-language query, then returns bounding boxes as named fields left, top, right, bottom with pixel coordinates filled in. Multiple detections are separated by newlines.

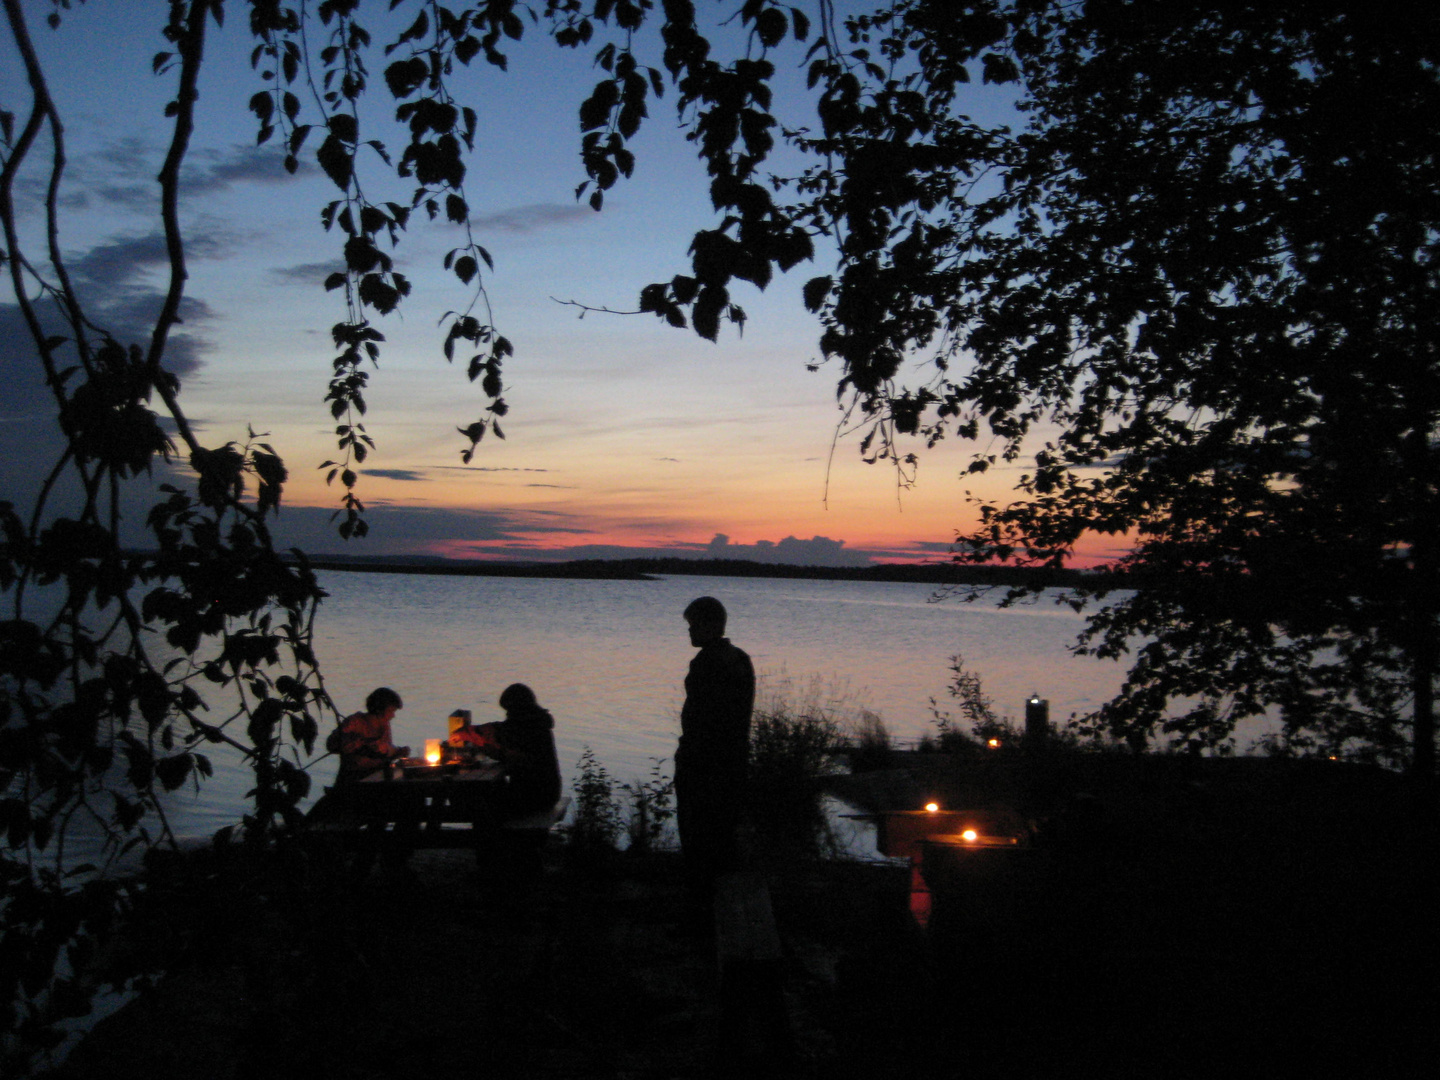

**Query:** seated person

left=489, top=683, right=563, bottom=818
left=447, top=709, right=499, bottom=755
left=333, top=686, right=410, bottom=782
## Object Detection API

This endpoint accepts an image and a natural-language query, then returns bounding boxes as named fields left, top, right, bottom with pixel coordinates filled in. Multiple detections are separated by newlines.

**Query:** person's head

left=684, top=596, right=727, bottom=647
left=366, top=686, right=402, bottom=717
left=499, top=682, right=537, bottom=714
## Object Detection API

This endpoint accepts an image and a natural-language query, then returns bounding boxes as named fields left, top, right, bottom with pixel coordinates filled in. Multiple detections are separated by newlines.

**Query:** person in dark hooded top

left=489, top=682, right=562, bottom=818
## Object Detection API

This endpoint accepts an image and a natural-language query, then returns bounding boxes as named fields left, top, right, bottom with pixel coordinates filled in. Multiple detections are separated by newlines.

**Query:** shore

left=46, top=754, right=1436, bottom=1078
left=291, top=553, right=1105, bottom=588
left=49, top=844, right=916, bottom=1080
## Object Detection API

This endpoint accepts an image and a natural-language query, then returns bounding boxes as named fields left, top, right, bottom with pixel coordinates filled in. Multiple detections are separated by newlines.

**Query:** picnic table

left=307, top=757, right=569, bottom=857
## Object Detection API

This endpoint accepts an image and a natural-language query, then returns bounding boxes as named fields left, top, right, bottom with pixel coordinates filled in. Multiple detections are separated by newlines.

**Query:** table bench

left=305, top=762, right=569, bottom=857
left=714, top=871, right=793, bottom=1062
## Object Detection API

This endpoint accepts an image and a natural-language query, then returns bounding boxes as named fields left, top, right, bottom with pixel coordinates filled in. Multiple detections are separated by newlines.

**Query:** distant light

left=925, top=802, right=940, bottom=813
left=987, top=738, right=1001, bottom=749
left=961, top=829, right=979, bottom=842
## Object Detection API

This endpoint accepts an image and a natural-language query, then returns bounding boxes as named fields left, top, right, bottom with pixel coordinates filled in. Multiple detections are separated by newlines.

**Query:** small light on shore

left=424, top=739, right=442, bottom=765
left=961, top=828, right=979, bottom=842
left=925, top=802, right=940, bottom=813
left=987, top=738, right=1001, bottom=749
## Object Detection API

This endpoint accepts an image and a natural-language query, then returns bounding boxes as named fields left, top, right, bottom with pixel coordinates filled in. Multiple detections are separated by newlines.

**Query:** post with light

left=1023, top=694, right=1049, bottom=752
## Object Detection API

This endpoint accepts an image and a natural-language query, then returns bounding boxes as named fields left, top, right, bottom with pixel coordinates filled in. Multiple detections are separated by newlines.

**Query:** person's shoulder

left=722, top=640, right=752, bottom=664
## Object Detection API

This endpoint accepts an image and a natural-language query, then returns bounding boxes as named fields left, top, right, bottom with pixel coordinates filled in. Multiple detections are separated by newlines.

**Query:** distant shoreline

left=295, top=554, right=1104, bottom=588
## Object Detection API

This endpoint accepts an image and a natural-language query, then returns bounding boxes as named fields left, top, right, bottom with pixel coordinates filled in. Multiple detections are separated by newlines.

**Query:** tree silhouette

left=4, top=0, right=1436, bottom=1068
left=754, top=1, right=1440, bottom=773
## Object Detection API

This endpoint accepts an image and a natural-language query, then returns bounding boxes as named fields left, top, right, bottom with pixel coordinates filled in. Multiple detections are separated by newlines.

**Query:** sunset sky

left=1, top=3, right=1121, bottom=568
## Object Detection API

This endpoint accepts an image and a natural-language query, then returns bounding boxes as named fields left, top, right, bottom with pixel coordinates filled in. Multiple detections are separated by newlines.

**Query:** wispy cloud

left=184, top=143, right=311, bottom=193
left=55, top=142, right=308, bottom=214
left=468, top=203, right=590, bottom=234
left=272, top=261, right=343, bottom=283
left=364, top=468, right=427, bottom=482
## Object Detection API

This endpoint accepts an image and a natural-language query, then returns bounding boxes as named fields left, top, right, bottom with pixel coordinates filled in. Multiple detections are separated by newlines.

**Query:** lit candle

left=424, top=738, right=442, bottom=765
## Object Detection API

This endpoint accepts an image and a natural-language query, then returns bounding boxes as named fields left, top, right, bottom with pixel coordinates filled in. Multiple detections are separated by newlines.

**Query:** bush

left=929, top=653, right=1022, bottom=753
left=620, top=758, right=675, bottom=855
left=567, top=747, right=622, bottom=854
left=846, top=709, right=894, bottom=772
left=747, top=675, right=851, bottom=860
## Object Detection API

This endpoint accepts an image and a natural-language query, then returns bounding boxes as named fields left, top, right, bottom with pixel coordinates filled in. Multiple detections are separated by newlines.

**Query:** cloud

left=432, top=465, right=553, bottom=473
left=272, top=261, right=343, bottom=283
left=700, top=533, right=874, bottom=568
left=50, top=142, right=307, bottom=214
left=468, top=203, right=590, bottom=234
left=40, top=232, right=225, bottom=379
left=183, top=143, right=311, bottom=194
left=433, top=531, right=887, bottom=568
left=364, top=469, right=427, bottom=482
left=70, top=232, right=224, bottom=284
left=265, top=503, right=585, bottom=556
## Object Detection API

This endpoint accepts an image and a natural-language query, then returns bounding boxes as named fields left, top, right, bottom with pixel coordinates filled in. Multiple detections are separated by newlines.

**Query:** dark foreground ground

left=49, top=757, right=1437, bottom=1079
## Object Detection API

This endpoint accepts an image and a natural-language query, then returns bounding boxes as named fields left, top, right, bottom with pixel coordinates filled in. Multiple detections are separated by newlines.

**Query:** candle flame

left=424, top=738, right=442, bottom=765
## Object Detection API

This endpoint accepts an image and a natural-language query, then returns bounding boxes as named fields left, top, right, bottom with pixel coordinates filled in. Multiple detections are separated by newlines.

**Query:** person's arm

left=379, top=721, right=409, bottom=759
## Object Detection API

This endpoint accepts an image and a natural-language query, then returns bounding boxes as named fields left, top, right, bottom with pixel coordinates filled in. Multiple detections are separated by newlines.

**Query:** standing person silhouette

left=675, top=596, right=755, bottom=912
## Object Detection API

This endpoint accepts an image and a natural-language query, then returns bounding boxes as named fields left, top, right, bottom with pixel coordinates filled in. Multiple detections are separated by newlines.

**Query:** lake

left=160, top=570, right=1135, bottom=841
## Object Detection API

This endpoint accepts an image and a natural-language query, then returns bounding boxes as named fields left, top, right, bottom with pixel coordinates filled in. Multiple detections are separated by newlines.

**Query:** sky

left=0, top=1, right=1124, bottom=568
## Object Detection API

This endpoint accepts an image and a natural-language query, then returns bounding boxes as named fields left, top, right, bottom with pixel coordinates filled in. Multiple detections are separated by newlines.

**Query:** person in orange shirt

left=334, top=686, right=410, bottom=782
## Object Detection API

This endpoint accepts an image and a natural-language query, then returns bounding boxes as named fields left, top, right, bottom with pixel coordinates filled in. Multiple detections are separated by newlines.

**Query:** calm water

left=161, top=571, right=1132, bottom=841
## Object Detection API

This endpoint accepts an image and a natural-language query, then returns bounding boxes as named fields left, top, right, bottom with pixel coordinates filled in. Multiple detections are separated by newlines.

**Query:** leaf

left=328, top=112, right=358, bottom=144
left=316, top=134, right=353, bottom=189
left=802, top=275, right=832, bottom=312
left=692, top=285, right=728, bottom=342
left=757, top=8, right=787, bottom=49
